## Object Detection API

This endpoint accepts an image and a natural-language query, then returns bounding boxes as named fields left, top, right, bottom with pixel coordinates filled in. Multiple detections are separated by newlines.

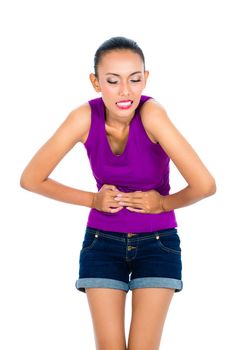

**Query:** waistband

left=85, top=226, right=177, bottom=242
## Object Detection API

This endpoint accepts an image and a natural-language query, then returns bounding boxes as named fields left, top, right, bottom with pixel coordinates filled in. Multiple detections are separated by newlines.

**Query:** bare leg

left=128, top=288, right=174, bottom=350
left=86, top=288, right=127, bottom=350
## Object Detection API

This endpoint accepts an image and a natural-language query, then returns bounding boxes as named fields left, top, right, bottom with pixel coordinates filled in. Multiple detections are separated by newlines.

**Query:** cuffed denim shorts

left=75, top=226, right=183, bottom=293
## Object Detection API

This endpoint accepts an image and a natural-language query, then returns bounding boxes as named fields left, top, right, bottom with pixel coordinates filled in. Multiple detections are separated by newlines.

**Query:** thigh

left=128, top=288, right=174, bottom=350
left=86, top=288, right=127, bottom=350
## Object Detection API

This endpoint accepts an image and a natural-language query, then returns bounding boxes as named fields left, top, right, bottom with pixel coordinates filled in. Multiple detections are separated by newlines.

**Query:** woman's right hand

left=92, top=184, right=124, bottom=213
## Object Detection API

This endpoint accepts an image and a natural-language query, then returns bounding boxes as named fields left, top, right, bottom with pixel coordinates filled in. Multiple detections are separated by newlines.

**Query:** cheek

left=104, top=85, right=116, bottom=94
left=132, top=82, right=146, bottom=93
left=132, top=87, right=143, bottom=96
left=100, top=83, right=117, bottom=96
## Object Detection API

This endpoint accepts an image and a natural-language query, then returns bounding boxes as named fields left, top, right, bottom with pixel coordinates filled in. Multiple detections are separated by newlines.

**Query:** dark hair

left=94, top=36, right=145, bottom=78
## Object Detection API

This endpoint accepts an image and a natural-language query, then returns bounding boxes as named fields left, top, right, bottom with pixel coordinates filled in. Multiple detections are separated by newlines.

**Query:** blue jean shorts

left=75, top=226, right=183, bottom=293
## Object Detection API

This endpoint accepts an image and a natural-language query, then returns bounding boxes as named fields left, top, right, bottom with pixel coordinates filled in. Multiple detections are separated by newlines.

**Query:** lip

left=116, top=99, right=133, bottom=103
left=116, top=100, right=133, bottom=110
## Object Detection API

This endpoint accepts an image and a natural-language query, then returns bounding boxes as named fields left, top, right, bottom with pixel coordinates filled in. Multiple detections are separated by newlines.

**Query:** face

left=90, top=49, right=149, bottom=120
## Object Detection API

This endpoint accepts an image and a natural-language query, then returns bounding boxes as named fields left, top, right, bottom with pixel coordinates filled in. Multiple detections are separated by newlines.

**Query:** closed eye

left=107, top=79, right=141, bottom=85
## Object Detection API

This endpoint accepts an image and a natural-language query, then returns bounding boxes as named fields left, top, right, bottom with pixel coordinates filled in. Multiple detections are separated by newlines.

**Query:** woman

left=20, top=36, right=216, bottom=350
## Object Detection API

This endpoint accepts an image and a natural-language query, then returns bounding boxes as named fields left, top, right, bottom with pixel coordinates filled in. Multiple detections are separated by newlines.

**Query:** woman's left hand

left=114, top=189, right=164, bottom=214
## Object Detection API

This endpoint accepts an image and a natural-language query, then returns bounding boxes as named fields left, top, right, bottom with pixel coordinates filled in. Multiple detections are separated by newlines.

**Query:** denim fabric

left=75, top=226, right=183, bottom=293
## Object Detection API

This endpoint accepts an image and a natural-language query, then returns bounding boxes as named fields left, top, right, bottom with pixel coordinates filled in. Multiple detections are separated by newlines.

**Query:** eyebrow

left=105, top=71, right=142, bottom=77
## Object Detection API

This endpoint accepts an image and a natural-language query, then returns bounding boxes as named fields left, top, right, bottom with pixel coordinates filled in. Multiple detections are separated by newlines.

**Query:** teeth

left=117, top=101, right=132, bottom=107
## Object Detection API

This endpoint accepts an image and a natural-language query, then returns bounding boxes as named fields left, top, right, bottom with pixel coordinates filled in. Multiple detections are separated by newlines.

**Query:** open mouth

left=116, top=100, right=133, bottom=108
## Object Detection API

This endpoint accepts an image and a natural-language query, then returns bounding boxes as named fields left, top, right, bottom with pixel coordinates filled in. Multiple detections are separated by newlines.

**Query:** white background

left=1, top=0, right=232, bottom=349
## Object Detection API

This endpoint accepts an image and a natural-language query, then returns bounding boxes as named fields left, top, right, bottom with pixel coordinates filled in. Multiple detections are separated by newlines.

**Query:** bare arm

left=20, top=103, right=95, bottom=208
left=140, top=99, right=216, bottom=211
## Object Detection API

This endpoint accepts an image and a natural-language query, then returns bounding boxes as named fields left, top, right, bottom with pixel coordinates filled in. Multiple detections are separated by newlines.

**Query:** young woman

left=20, top=36, right=216, bottom=350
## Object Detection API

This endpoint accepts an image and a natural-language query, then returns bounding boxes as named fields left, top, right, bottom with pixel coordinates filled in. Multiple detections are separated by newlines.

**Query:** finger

left=111, top=187, right=120, bottom=192
left=110, top=206, right=124, bottom=213
left=115, top=192, right=143, bottom=200
left=111, top=191, right=125, bottom=198
left=117, top=198, right=143, bottom=207
left=111, top=185, right=121, bottom=192
left=126, top=207, right=145, bottom=213
left=114, top=195, right=132, bottom=203
left=105, top=184, right=120, bottom=191
left=117, top=199, right=142, bottom=207
left=110, top=200, right=124, bottom=207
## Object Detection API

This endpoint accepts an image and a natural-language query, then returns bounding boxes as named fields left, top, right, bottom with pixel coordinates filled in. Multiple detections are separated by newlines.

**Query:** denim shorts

left=75, top=226, right=183, bottom=293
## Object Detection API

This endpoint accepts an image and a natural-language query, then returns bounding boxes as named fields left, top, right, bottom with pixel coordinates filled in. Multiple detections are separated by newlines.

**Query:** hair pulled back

left=94, top=36, right=145, bottom=78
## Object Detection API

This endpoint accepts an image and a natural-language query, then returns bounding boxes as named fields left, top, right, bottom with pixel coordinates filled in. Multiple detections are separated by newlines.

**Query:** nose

left=119, top=80, right=130, bottom=96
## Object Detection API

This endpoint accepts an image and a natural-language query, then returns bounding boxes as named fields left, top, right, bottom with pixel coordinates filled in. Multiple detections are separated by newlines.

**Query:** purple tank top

left=83, top=95, right=177, bottom=233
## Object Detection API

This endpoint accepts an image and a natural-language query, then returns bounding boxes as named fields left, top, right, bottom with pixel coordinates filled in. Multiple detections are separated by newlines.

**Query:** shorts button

left=95, top=234, right=98, bottom=238
left=128, top=245, right=136, bottom=251
left=128, top=233, right=136, bottom=237
left=156, top=235, right=160, bottom=240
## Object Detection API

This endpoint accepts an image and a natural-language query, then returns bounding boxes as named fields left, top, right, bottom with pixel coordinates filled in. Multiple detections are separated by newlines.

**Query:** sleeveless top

left=83, top=94, right=177, bottom=233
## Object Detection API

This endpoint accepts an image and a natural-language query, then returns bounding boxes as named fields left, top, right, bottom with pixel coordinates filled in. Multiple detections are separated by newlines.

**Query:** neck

left=104, top=108, right=136, bottom=130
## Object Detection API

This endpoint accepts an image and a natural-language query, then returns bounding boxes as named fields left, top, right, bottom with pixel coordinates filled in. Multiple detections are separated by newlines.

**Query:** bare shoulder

left=139, top=98, right=167, bottom=143
left=139, top=97, right=185, bottom=155
left=140, top=97, right=167, bottom=121
left=65, top=102, right=91, bottom=144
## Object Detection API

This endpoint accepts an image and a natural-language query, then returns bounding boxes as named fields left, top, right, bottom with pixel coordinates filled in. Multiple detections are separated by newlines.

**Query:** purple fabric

left=83, top=95, right=177, bottom=233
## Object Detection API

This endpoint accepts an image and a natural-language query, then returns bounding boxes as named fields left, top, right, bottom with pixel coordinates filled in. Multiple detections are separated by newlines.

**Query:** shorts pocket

left=155, top=229, right=181, bottom=255
left=81, top=231, right=100, bottom=252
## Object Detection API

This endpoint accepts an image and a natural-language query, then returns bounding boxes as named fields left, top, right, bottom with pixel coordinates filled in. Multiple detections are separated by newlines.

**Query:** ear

left=89, top=73, right=101, bottom=92
left=144, top=70, right=149, bottom=83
